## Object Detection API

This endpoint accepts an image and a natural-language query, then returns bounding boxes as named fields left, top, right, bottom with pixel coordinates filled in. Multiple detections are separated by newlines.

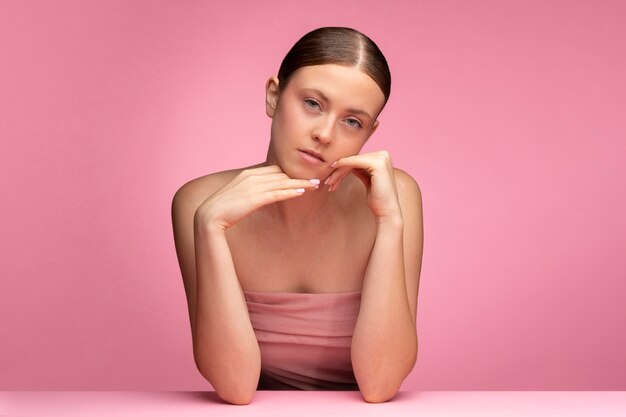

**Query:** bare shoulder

left=172, top=163, right=264, bottom=213
left=392, top=167, right=422, bottom=205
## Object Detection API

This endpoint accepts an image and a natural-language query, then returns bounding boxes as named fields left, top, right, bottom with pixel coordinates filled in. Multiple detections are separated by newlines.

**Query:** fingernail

left=323, top=177, right=330, bottom=185
left=309, top=178, right=320, bottom=185
left=313, top=185, right=319, bottom=190
left=296, top=188, right=305, bottom=193
left=330, top=161, right=337, bottom=168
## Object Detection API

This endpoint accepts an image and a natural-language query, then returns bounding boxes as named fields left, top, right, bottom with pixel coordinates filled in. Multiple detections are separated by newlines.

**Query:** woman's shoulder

left=391, top=166, right=423, bottom=219
left=173, top=162, right=265, bottom=206
left=392, top=167, right=422, bottom=198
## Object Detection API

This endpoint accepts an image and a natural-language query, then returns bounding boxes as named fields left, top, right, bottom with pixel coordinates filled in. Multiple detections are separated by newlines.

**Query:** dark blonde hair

left=277, top=27, right=391, bottom=108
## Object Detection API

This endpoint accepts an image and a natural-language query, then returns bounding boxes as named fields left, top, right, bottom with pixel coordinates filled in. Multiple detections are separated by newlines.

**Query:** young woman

left=171, top=27, right=423, bottom=404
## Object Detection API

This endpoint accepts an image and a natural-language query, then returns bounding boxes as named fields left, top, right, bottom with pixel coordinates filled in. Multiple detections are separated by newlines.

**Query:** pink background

left=1, top=0, right=624, bottom=390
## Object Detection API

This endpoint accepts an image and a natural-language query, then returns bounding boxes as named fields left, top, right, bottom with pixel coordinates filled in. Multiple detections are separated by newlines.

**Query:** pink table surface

left=1, top=391, right=625, bottom=416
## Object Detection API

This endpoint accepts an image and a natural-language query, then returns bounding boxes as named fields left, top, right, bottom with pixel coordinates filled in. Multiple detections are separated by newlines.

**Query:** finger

left=329, top=168, right=368, bottom=192
left=328, top=171, right=351, bottom=191
left=331, top=151, right=391, bottom=172
left=253, top=172, right=296, bottom=183
left=257, top=172, right=321, bottom=184
left=255, top=177, right=320, bottom=193
left=324, top=167, right=352, bottom=185
left=228, top=165, right=284, bottom=189
left=277, top=178, right=321, bottom=189
left=254, top=187, right=309, bottom=206
left=351, top=168, right=372, bottom=187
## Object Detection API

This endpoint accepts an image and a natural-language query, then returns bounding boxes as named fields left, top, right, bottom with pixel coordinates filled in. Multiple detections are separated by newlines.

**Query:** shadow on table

left=175, top=390, right=421, bottom=404
left=173, top=391, right=228, bottom=404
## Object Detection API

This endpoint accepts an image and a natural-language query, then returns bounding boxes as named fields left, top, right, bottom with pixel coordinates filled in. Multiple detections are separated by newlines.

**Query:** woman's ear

left=265, top=76, right=280, bottom=118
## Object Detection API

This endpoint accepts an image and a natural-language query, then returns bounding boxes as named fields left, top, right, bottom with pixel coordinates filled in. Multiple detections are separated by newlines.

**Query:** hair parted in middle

left=276, top=27, right=391, bottom=109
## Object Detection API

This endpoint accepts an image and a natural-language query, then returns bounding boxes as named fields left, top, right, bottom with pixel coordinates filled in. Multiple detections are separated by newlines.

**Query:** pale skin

left=171, top=63, right=424, bottom=404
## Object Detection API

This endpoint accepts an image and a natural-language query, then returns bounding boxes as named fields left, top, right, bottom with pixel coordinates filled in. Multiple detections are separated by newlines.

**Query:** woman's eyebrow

left=302, top=88, right=373, bottom=120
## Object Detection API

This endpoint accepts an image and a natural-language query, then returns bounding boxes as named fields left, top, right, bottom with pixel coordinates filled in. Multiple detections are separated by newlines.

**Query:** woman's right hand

left=194, top=165, right=320, bottom=232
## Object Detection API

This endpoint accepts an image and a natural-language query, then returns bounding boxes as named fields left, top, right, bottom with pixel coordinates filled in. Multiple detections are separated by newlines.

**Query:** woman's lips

left=298, top=149, right=325, bottom=166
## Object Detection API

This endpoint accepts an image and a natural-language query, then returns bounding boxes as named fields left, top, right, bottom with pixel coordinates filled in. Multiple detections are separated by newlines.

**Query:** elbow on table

left=357, top=355, right=416, bottom=403
left=215, top=387, right=256, bottom=405
left=355, top=349, right=417, bottom=404
left=194, top=360, right=259, bottom=405
left=360, top=385, right=400, bottom=403
left=357, top=372, right=405, bottom=403
left=204, top=371, right=258, bottom=405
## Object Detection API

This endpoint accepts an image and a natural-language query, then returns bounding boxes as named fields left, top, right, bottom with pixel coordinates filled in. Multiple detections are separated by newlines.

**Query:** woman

left=171, top=27, right=423, bottom=404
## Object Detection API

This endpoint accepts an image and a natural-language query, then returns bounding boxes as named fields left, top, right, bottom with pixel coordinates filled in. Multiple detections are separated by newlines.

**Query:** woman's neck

left=270, top=183, right=339, bottom=234
left=254, top=159, right=348, bottom=236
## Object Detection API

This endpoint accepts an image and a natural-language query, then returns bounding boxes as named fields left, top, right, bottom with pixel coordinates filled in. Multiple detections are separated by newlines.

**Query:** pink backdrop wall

left=1, top=0, right=624, bottom=390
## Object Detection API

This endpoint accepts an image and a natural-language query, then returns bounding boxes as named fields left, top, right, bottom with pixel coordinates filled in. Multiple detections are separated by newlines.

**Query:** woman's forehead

left=286, top=64, right=385, bottom=113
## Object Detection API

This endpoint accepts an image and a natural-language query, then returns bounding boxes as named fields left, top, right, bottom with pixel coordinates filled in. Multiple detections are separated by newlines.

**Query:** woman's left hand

left=325, top=150, right=403, bottom=225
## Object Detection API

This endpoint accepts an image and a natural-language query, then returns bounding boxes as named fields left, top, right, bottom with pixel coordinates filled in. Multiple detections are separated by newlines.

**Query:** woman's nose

left=312, top=117, right=334, bottom=145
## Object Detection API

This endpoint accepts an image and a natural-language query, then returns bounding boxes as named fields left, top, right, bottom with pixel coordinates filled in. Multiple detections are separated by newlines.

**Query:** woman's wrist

left=375, top=214, right=404, bottom=231
left=194, top=210, right=226, bottom=237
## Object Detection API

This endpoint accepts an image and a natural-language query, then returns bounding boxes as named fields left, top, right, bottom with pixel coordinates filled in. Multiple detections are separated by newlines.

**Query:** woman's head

left=276, top=27, right=391, bottom=110
left=264, top=27, right=390, bottom=179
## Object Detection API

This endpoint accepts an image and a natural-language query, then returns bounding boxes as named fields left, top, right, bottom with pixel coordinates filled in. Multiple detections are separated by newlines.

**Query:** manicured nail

left=309, top=178, right=320, bottom=185
left=323, top=177, right=330, bottom=185
left=296, top=188, right=305, bottom=193
left=330, top=161, right=337, bottom=168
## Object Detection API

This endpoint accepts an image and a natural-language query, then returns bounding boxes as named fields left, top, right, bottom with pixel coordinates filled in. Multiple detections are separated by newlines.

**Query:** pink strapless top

left=243, top=289, right=362, bottom=390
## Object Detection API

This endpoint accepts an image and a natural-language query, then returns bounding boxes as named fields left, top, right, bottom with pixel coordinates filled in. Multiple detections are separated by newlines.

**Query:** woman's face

left=265, top=64, right=386, bottom=179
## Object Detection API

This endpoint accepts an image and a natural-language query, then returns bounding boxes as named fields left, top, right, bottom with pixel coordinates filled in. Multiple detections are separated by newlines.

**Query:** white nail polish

left=295, top=188, right=305, bottom=193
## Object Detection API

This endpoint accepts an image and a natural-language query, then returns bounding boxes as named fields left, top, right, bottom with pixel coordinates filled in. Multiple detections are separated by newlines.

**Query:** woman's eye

left=304, top=99, right=320, bottom=109
left=346, top=118, right=362, bottom=128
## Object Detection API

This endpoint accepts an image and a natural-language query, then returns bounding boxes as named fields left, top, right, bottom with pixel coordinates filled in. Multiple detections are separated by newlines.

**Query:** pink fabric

left=243, top=290, right=362, bottom=390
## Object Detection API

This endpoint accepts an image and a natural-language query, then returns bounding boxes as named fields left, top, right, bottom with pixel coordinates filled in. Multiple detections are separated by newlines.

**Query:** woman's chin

left=268, top=151, right=329, bottom=179
left=282, top=162, right=327, bottom=180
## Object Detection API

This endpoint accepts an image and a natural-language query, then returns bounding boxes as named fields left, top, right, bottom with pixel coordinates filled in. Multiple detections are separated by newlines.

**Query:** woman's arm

left=351, top=169, right=423, bottom=403
left=171, top=167, right=318, bottom=404
left=326, top=155, right=423, bottom=403
left=193, top=221, right=262, bottom=404
left=172, top=180, right=260, bottom=405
